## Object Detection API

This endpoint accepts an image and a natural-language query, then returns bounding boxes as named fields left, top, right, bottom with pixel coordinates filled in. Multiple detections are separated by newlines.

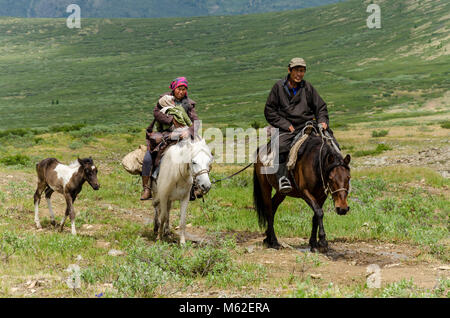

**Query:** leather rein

left=318, top=127, right=351, bottom=196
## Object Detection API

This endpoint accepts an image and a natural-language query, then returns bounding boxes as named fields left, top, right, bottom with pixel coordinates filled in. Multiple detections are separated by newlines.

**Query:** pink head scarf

left=170, top=77, right=188, bottom=91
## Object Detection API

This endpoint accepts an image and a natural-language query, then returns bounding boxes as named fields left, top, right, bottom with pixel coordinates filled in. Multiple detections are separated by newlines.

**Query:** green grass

left=353, top=143, right=392, bottom=157
left=0, top=0, right=449, bottom=130
left=372, top=130, right=389, bottom=138
left=0, top=154, right=31, bottom=167
left=291, top=277, right=450, bottom=298
left=440, top=121, right=450, bottom=129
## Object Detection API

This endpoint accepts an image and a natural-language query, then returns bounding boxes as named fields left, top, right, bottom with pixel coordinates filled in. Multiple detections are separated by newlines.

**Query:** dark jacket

left=264, top=76, right=329, bottom=133
left=146, top=92, right=199, bottom=138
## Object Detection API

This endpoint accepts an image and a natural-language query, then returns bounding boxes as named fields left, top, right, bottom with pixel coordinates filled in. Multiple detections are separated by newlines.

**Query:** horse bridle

left=192, top=167, right=211, bottom=180
left=318, top=127, right=351, bottom=197
left=190, top=147, right=212, bottom=190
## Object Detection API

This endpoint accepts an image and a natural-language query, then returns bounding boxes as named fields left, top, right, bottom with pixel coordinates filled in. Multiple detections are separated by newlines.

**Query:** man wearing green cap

left=264, top=57, right=337, bottom=194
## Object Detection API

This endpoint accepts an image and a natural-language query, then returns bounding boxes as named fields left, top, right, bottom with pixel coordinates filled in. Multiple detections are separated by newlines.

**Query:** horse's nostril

left=336, top=207, right=348, bottom=215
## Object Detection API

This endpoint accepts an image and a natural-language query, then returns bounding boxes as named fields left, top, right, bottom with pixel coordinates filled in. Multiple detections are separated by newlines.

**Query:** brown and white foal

left=34, top=157, right=100, bottom=235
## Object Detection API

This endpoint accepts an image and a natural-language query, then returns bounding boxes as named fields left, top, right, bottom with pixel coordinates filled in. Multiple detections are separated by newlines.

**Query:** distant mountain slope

left=0, top=0, right=448, bottom=129
left=0, top=0, right=344, bottom=18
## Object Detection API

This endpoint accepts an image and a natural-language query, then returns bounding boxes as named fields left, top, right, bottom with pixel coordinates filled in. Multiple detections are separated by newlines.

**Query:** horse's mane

left=69, top=158, right=93, bottom=168
left=68, top=160, right=81, bottom=169
left=299, top=135, right=348, bottom=179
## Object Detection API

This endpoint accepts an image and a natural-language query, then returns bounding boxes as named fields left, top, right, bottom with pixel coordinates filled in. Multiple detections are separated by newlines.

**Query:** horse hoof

left=309, top=240, right=318, bottom=251
left=51, top=221, right=56, bottom=227
left=318, top=241, right=328, bottom=253
left=263, top=238, right=281, bottom=249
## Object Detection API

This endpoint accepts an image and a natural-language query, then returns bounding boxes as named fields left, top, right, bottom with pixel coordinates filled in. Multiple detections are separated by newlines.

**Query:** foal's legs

left=44, top=188, right=56, bottom=227
left=60, top=193, right=76, bottom=235
left=33, top=182, right=47, bottom=229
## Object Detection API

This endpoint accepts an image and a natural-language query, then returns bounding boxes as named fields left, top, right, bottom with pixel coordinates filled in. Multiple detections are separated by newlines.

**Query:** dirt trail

left=168, top=226, right=449, bottom=297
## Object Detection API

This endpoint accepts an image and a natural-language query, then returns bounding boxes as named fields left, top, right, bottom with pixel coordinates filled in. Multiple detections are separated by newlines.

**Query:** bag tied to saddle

left=121, top=144, right=147, bottom=175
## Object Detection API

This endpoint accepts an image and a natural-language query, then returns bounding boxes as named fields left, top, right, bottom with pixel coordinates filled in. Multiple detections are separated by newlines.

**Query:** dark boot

left=276, top=161, right=292, bottom=194
left=140, top=176, right=152, bottom=200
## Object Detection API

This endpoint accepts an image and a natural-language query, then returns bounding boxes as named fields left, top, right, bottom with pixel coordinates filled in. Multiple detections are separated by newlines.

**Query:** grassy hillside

left=0, top=0, right=449, bottom=131
left=0, top=0, right=342, bottom=18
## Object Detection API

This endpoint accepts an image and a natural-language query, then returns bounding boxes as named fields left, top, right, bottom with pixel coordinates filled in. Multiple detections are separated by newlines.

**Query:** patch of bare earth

left=170, top=232, right=449, bottom=297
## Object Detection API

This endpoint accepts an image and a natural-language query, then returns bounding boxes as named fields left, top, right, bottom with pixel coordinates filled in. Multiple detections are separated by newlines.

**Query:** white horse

left=151, top=135, right=213, bottom=244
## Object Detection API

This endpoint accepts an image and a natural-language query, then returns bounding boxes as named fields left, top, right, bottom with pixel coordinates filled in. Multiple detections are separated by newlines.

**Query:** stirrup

left=278, top=176, right=292, bottom=194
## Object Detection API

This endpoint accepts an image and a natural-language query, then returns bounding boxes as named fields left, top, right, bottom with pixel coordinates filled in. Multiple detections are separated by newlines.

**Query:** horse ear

left=344, top=154, right=351, bottom=165
left=77, top=157, right=83, bottom=165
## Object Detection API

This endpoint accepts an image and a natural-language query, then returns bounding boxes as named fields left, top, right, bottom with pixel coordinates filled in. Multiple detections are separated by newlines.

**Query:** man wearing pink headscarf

left=140, top=77, right=199, bottom=200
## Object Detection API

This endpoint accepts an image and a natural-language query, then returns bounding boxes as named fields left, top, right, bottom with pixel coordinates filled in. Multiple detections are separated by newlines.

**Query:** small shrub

left=69, top=141, right=84, bottom=150
left=375, top=143, right=392, bottom=152
left=127, top=127, right=142, bottom=134
left=33, top=137, right=44, bottom=145
left=0, top=128, right=30, bottom=138
left=250, top=120, right=264, bottom=129
left=353, top=143, right=392, bottom=157
left=0, top=231, right=35, bottom=261
left=50, top=123, right=86, bottom=133
left=372, top=130, right=389, bottom=137
left=0, top=154, right=31, bottom=166
left=70, top=125, right=115, bottom=138
left=440, top=121, right=450, bottom=129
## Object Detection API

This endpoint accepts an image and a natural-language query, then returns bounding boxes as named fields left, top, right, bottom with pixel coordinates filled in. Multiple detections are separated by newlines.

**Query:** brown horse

left=34, top=157, right=100, bottom=235
left=253, top=134, right=351, bottom=252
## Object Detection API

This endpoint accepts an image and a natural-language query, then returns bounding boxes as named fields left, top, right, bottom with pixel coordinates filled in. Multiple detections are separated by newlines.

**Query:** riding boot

left=140, top=176, right=152, bottom=200
left=276, top=161, right=293, bottom=195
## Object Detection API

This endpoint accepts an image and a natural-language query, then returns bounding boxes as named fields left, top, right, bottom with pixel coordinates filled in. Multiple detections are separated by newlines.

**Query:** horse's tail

left=253, top=166, right=267, bottom=228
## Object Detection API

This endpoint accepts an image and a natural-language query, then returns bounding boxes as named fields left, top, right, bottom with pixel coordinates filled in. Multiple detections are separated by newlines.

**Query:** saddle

left=147, top=131, right=176, bottom=176
left=259, top=123, right=316, bottom=169
left=286, top=125, right=316, bottom=170
left=148, top=131, right=203, bottom=201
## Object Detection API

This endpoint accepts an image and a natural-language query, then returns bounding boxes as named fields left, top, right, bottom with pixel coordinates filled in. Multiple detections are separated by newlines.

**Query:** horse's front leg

left=153, top=205, right=160, bottom=235
left=178, top=195, right=190, bottom=245
left=315, top=207, right=328, bottom=252
left=157, top=199, right=169, bottom=241
left=303, top=190, right=327, bottom=253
